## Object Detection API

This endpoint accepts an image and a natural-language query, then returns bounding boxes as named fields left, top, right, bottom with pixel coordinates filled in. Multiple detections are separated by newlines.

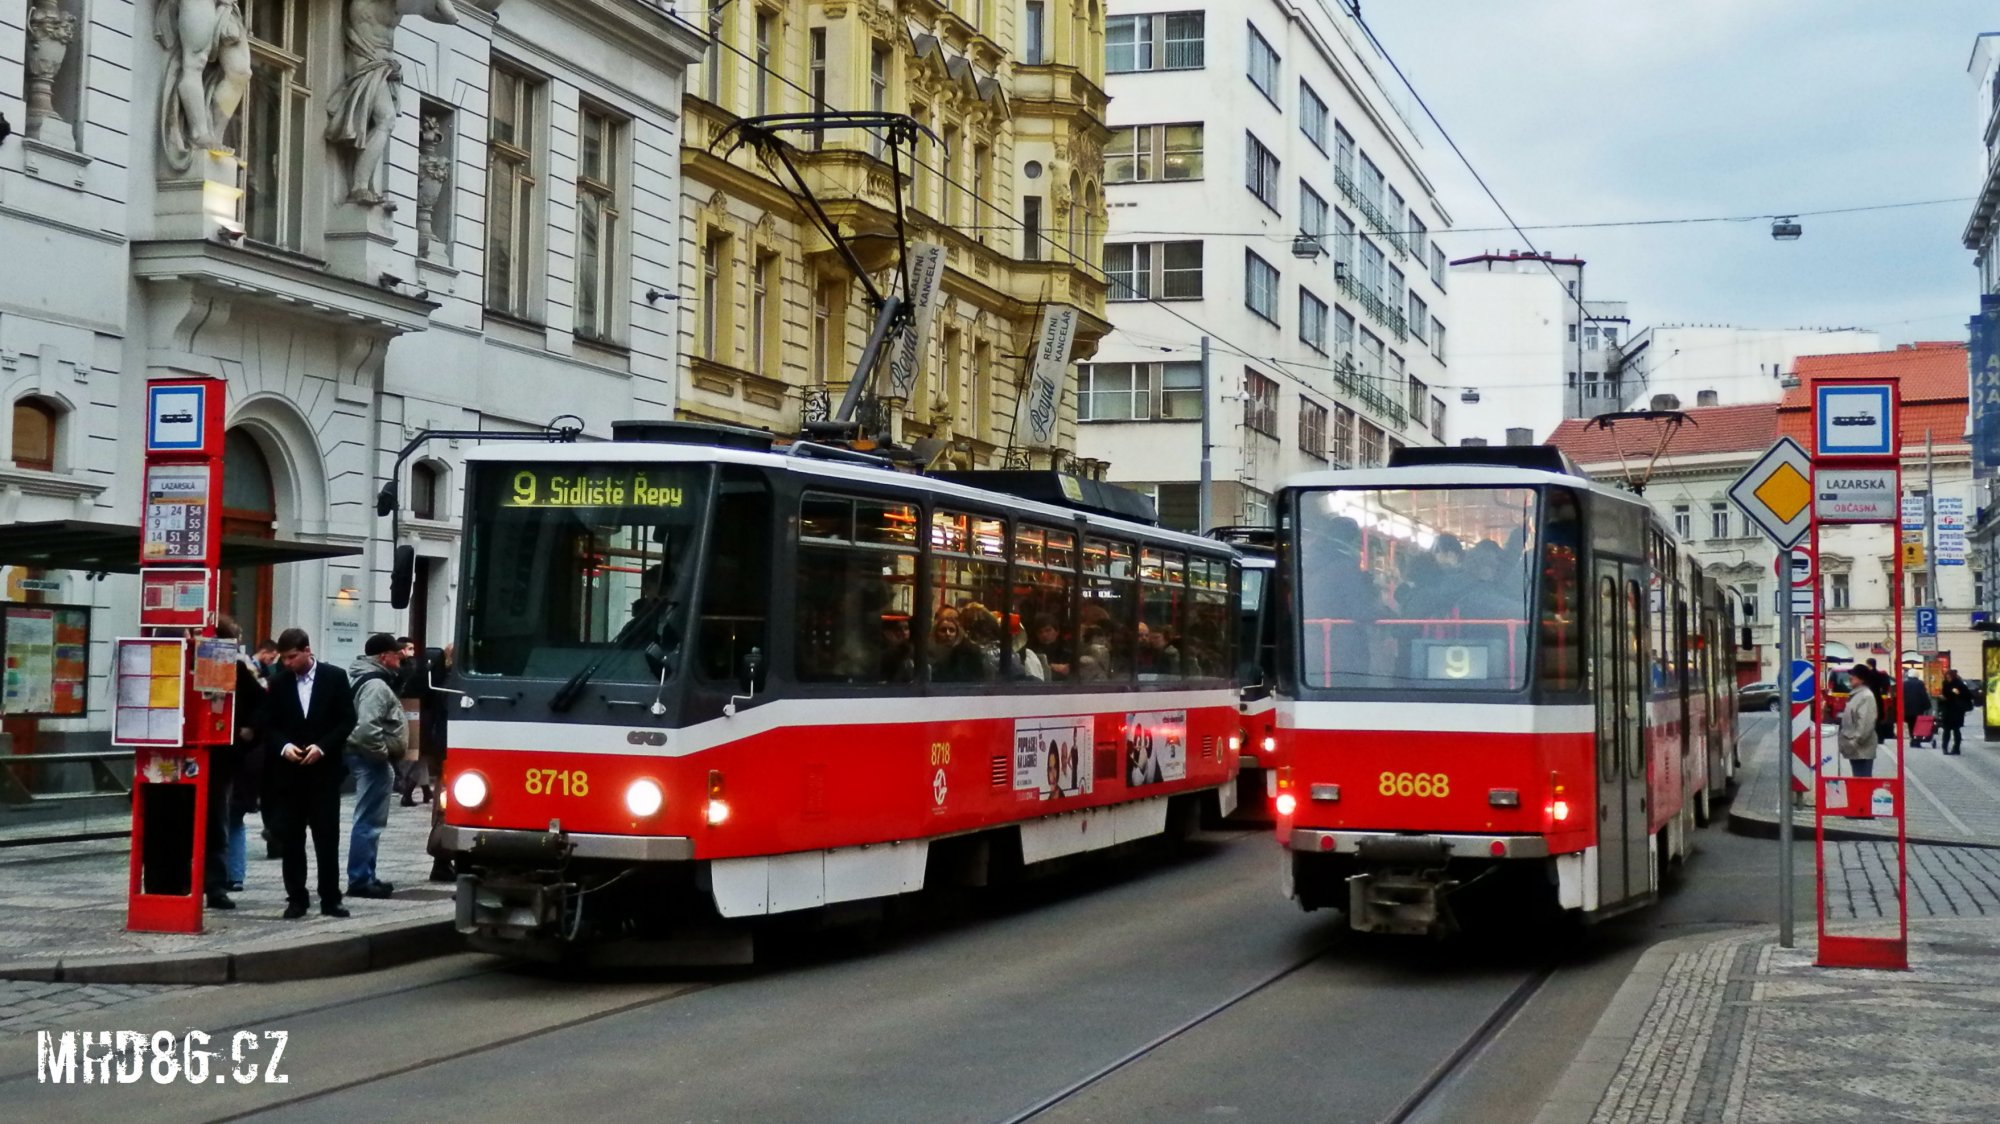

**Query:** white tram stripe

left=1281, top=700, right=1596, bottom=736
left=455, top=688, right=1237, bottom=757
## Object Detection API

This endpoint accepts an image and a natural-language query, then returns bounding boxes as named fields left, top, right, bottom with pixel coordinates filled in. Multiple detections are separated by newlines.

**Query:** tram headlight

left=1261, top=735, right=1277, bottom=754
left=1275, top=792, right=1298, bottom=817
left=625, top=778, right=665, bottom=818
left=706, top=799, right=731, bottom=826
left=451, top=771, right=489, bottom=810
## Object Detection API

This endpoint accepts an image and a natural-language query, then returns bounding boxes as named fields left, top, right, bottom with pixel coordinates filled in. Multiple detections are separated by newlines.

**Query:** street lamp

left=1291, top=233, right=1325, bottom=261
left=1771, top=216, right=1802, bottom=241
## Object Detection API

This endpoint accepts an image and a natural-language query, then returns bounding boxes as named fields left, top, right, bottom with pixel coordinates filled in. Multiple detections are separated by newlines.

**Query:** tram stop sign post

left=1728, top=435, right=1814, bottom=949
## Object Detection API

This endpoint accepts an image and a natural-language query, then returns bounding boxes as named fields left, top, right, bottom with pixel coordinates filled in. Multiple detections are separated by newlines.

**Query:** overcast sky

left=1363, top=1, right=1996, bottom=345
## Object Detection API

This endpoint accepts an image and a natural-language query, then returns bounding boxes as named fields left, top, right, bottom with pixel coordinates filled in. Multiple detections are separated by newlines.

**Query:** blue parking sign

left=1790, top=660, right=1815, bottom=705
left=1917, top=607, right=1937, bottom=638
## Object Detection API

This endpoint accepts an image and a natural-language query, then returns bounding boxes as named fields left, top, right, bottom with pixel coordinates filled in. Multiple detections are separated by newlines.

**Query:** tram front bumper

left=436, top=823, right=695, bottom=863
left=1287, top=829, right=1551, bottom=859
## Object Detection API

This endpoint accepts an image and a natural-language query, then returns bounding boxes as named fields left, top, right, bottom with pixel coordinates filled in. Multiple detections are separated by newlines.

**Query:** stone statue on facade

left=415, top=113, right=452, bottom=258
left=154, top=0, right=252, bottom=173
left=326, top=0, right=461, bottom=207
left=26, top=0, right=79, bottom=147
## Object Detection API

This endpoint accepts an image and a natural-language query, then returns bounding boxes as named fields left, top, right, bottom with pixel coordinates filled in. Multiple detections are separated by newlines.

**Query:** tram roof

left=467, top=441, right=1238, bottom=556
left=1278, top=464, right=1647, bottom=508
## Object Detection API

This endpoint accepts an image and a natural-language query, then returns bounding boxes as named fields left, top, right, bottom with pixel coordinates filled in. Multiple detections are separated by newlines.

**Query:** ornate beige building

left=680, top=0, right=1110, bottom=467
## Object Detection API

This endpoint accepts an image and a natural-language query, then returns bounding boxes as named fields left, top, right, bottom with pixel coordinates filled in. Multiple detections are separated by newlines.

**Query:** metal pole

left=1198, top=335, right=1214, bottom=532
left=1927, top=429, right=1939, bottom=610
left=1778, top=547, right=1798, bottom=943
left=832, top=295, right=906, bottom=424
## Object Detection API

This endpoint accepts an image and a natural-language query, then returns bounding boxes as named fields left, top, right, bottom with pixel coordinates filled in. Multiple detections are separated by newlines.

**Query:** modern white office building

left=1077, top=0, right=1455, bottom=530
left=1616, top=325, right=1881, bottom=412
left=1442, top=251, right=1628, bottom=447
left=0, top=1, right=703, bottom=798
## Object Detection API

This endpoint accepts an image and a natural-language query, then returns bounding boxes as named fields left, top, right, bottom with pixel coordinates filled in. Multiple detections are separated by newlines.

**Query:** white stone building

left=1443, top=250, right=1628, bottom=447
left=1077, top=0, right=1454, bottom=530
left=1615, top=325, right=1881, bottom=412
left=0, top=0, right=703, bottom=780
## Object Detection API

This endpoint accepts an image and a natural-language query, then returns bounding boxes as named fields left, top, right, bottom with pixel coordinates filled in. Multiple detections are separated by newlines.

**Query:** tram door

left=1593, top=562, right=1649, bottom=907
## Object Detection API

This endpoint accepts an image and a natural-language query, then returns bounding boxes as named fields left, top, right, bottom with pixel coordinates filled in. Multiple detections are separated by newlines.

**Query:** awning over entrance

left=0, top=520, right=361, bottom=575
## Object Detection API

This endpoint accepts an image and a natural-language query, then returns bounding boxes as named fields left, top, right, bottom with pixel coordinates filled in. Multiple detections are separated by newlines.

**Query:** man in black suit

left=263, top=628, right=357, bottom=918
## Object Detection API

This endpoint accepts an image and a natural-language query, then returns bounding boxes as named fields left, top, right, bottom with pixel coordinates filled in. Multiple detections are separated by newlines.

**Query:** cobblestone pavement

left=0, top=790, right=450, bottom=965
left=0, top=980, right=216, bottom=1034
left=1735, top=713, right=2000, bottom=847
left=1587, top=918, right=2000, bottom=1124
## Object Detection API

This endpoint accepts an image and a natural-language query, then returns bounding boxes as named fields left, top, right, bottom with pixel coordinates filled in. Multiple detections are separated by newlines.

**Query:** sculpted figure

left=155, top=0, right=252, bottom=173
left=327, top=0, right=460, bottom=206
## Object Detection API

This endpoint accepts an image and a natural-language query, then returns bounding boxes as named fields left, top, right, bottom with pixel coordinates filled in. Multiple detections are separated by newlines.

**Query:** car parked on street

left=1739, top=681, right=1780, bottom=712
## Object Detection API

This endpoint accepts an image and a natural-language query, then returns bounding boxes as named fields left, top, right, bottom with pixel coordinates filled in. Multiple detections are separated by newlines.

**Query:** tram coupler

left=1346, top=870, right=1460, bottom=935
left=455, top=872, right=577, bottom=941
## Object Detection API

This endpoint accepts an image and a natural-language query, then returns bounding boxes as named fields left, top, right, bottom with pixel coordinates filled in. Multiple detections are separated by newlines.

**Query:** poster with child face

left=1013, top=717, right=1094, bottom=799
left=1124, top=710, right=1188, bottom=786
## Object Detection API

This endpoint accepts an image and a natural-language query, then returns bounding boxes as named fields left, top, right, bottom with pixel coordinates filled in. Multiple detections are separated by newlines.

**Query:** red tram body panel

left=1270, top=448, right=1739, bottom=934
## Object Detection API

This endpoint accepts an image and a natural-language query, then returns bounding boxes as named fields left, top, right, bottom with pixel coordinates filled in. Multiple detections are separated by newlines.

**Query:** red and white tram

left=1270, top=446, right=1742, bottom=934
left=436, top=422, right=1245, bottom=958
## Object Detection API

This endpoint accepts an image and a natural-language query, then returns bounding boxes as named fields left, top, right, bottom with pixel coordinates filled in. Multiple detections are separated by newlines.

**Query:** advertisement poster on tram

left=1123, top=710, right=1188, bottom=786
left=1013, top=717, right=1093, bottom=799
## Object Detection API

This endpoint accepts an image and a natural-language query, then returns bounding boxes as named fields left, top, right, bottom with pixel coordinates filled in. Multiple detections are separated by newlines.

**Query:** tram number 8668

left=1378, top=771, right=1450, bottom=798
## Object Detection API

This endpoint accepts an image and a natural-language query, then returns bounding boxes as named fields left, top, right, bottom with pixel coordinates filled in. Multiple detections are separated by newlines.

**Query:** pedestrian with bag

left=262, top=628, right=357, bottom=918
left=211, top=616, right=266, bottom=905
left=345, top=633, right=407, bottom=899
left=1903, top=669, right=1934, bottom=747
left=1939, top=669, right=1974, bottom=756
left=1839, top=666, right=1882, bottom=778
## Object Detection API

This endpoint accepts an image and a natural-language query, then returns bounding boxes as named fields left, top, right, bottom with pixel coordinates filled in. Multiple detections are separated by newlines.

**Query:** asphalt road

left=4, top=714, right=1803, bottom=1124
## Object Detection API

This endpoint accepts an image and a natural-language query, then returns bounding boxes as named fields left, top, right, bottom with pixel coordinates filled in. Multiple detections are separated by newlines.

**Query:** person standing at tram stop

left=344, top=633, right=409, bottom=900
left=263, top=629, right=358, bottom=919
left=204, top=616, right=267, bottom=910
left=1838, top=666, right=1882, bottom=778
left=1901, top=668, right=1933, bottom=746
left=1939, top=669, right=1974, bottom=756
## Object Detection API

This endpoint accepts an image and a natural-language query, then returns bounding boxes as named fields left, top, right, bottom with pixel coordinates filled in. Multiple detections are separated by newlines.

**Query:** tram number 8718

left=1378, top=772, right=1450, bottom=798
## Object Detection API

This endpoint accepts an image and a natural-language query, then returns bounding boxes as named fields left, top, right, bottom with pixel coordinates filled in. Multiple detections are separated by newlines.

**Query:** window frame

left=1245, top=250, right=1279, bottom=324
left=486, top=62, right=545, bottom=321
left=1245, top=131, right=1280, bottom=212
left=573, top=101, right=627, bottom=345
left=1243, top=368, right=1279, bottom=437
left=1246, top=22, right=1280, bottom=104
left=1298, top=395, right=1328, bottom=460
left=1299, top=287, right=1328, bottom=354
left=1299, top=80, right=1328, bottom=152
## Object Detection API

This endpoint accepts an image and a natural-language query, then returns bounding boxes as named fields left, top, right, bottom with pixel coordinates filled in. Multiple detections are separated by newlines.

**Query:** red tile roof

left=1774, top=343, right=1968, bottom=447
left=1547, top=402, right=1779, bottom=465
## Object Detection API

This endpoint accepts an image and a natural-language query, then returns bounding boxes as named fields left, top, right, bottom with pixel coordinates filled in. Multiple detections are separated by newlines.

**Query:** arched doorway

left=220, top=428, right=276, bottom=642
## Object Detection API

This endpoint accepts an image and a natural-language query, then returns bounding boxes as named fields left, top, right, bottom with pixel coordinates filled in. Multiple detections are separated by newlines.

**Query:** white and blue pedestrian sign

left=1790, top=660, right=1815, bottom=705
left=1917, top=607, right=1938, bottom=638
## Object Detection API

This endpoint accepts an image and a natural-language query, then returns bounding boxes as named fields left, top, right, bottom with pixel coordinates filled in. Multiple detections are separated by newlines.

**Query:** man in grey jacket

left=345, top=633, right=408, bottom=898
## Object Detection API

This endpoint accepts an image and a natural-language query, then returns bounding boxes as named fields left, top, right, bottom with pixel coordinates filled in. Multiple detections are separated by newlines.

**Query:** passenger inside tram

left=928, top=607, right=986, bottom=683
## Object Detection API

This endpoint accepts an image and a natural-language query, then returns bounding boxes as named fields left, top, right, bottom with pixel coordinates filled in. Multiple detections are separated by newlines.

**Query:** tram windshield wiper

left=548, top=598, right=675, bottom=713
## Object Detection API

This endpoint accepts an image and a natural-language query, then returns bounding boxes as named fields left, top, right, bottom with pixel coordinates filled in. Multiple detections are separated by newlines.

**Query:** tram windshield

left=462, top=462, right=709, bottom=682
left=1296, top=487, right=1538, bottom=691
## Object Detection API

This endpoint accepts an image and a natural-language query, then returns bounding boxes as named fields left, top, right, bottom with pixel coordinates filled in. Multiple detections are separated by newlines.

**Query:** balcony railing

left=1334, top=357, right=1408, bottom=430
left=1337, top=271, right=1408, bottom=342
left=1333, top=165, right=1408, bottom=259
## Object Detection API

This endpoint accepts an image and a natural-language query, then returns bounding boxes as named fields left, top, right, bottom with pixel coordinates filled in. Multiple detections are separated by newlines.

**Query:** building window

left=1408, top=293, right=1428, bottom=342
left=1431, top=243, right=1447, bottom=290
left=1107, top=11, right=1204, bottom=73
left=1244, top=369, right=1278, bottom=436
left=1299, top=81, right=1328, bottom=151
left=575, top=104, right=625, bottom=343
left=1359, top=421, right=1384, bottom=466
left=1672, top=504, right=1691, bottom=539
left=1430, top=397, right=1444, bottom=440
left=1247, top=23, right=1279, bottom=102
left=487, top=64, right=543, bottom=319
left=1299, top=396, right=1328, bottom=459
left=1079, top=362, right=1203, bottom=421
left=750, top=253, right=779, bottom=376
left=1740, top=582, right=1759, bottom=623
left=1332, top=405, right=1355, bottom=465
left=972, top=143, right=991, bottom=228
left=1710, top=502, right=1729, bottom=540
left=1245, top=131, right=1280, bottom=211
left=1333, top=209, right=1356, bottom=271
left=1105, top=241, right=1203, bottom=301
left=701, top=230, right=732, bottom=360
left=1024, top=1, right=1046, bottom=64
left=1358, top=154, right=1384, bottom=212
left=1385, top=265, right=1404, bottom=314
left=811, top=276, right=842, bottom=384
left=1912, top=571, right=1932, bottom=608
left=1245, top=250, right=1278, bottom=323
left=1300, top=182, right=1328, bottom=249
left=1334, top=123, right=1355, bottom=185
left=1409, top=215, right=1427, bottom=263
left=410, top=461, right=441, bottom=521
left=1299, top=288, right=1328, bottom=353
left=1431, top=320, right=1446, bottom=362
left=1023, top=195, right=1043, bottom=260
left=1408, top=376, right=1428, bottom=421
left=754, top=9, right=775, bottom=115
left=1106, top=123, right=1204, bottom=183
left=869, top=42, right=890, bottom=156
left=11, top=399, right=58, bottom=472
left=240, top=0, right=312, bottom=249
left=809, top=28, right=828, bottom=147
left=1830, top=572, right=1850, bottom=610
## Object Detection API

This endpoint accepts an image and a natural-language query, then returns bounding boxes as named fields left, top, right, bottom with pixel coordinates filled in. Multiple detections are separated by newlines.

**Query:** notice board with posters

left=1, top=602, right=91, bottom=717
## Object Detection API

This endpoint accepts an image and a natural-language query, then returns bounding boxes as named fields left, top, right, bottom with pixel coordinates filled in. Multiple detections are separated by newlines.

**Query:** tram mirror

left=741, top=647, right=765, bottom=691
left=1741, top=626, right=1754, bottom=650
left=643, top=642, right=674, bottom=679
left=389, top=544, right=417, bottom=610
left=375, top=480, right=398, bottom=518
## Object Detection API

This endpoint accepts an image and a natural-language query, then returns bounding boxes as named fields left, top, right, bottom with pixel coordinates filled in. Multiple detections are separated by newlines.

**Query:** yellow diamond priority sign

left=1728, top=436, right=1814, bottom=549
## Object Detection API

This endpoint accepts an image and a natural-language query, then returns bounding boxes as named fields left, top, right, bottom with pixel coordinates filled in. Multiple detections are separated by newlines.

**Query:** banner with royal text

left=1024, top=305, right=1079, bottom=449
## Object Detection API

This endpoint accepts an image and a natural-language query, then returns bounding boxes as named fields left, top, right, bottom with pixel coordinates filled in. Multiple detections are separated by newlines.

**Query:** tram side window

left=794, top=493, right=920, bottom=684
left=1015, top=525, right=1078, bottom=681
left=1081, top=537, right=1137, bottom=680
left=1183, top=556, right=1234, bottom=683
left=929, top=510, right=1010, bottom=683
left=1538, top=489, right=1583, bottom=692
left=696, top=469, right=773, bottom=682
left=1138, top=548, right=1189, bottom=680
